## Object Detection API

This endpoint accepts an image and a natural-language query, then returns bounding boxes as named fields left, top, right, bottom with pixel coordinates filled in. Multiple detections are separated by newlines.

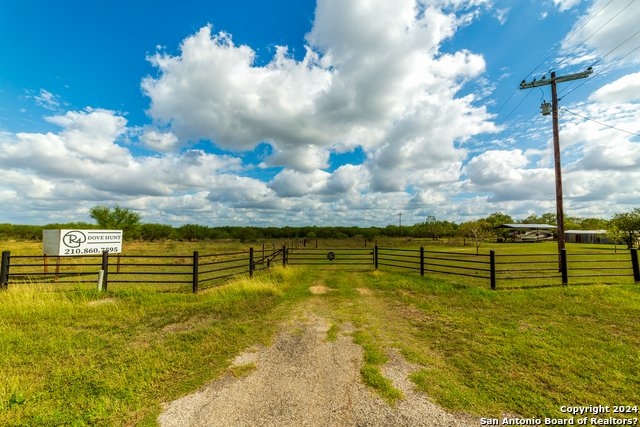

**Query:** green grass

left=351, top=330, right=404, bottom=405
left=325, top=323, right=339, bottom=342
left=362, top=270, right=640, bottom=418
left=299, top=261, right=639, bottom=419
left=0, top=266, right=312, bottom=426
left=2, top=239, right=639, bottom=423
left=360, top=365, right=404, bottom=404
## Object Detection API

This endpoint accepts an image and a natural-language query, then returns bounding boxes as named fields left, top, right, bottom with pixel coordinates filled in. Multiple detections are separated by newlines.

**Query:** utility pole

left=398, top=212, right=403, bottom=238
left=519, top=67, right=592, bottom=257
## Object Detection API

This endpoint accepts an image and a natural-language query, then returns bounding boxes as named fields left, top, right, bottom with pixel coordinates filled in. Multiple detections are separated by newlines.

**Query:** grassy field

left=1, top=238, right=639, bottom=425
left=0, top=264, right=313, bottom=426
left=304, top=265, right=640, bottom=420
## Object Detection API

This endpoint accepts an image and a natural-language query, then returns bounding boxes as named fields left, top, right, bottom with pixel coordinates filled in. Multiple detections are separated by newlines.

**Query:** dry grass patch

left=309, top=286, right=335, bottom=294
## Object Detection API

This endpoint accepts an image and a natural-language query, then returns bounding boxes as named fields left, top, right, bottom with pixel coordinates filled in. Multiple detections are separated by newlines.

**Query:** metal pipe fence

left=0, top=247, right=285, bottom=292
left=1, top=245, right=638, bottom=292
left=373, top=246, right=639, bottom=289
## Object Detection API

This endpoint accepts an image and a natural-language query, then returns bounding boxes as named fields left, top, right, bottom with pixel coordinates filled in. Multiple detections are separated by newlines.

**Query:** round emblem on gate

left=327, top=252, right=336, bottom=261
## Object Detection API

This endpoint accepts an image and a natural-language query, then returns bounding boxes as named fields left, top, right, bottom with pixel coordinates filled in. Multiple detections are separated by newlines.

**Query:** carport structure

left=494, top=224, right=557, bottom=243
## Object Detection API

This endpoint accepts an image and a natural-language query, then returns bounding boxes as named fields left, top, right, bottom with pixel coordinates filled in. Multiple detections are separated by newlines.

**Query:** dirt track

left=158, top=300, right=479, bottom=427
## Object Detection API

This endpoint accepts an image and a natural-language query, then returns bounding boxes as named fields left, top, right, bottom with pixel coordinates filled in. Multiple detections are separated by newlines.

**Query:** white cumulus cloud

left=589, top=71, right=640, bottom=104
left=140, top=129, right=181, bottom=152
left=141, top=0, right=495, bottom=185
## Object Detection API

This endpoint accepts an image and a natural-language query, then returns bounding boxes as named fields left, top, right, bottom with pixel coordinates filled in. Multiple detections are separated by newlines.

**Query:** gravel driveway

left=158, top=308, right=479, bottom=426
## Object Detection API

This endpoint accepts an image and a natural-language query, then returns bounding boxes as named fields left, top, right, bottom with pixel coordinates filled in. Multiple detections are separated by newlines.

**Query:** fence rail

left=373, top=246, right=639, bottom=289
left=1, top=245, right=638, bottom=292
left=0, top=245, right=287, bottom=292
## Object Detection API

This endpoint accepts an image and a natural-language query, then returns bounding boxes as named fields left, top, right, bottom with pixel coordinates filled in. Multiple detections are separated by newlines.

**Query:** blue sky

left=1, top=0, right=639, bottom=227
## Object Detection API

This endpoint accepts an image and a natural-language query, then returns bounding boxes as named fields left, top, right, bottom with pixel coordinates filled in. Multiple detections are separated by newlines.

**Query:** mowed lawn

left=1, top=239, right=639, bottom=425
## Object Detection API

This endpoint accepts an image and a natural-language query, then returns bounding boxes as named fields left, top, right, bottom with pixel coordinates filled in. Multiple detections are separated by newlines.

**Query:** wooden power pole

left=519, top=67, right=592, bottom=256
left=398, top=212, right=403, bottom=238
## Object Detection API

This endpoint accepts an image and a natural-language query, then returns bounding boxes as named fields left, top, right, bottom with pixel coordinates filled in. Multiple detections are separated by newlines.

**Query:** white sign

left=43, top=229, right=123, bottom=256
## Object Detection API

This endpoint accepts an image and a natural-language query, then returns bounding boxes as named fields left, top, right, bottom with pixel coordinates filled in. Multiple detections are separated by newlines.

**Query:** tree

left=540, top=213, right=557, bottom=225
left=458, top=220, right=494, bottom=255
left=519, top=214, right=543, bottom=224
left=485, top=212, right=513, bottom=227
left=580, top=217, right=609, bottom=230
left=89, top=204, right=142, bottom=235
left=564, top=216, right=583, bottom=230
left=485, top=212, right=513, bottom=239
left=179, top=224, right=209, bottom=242
left=423, top=216, right=444, bottom=240
left=139, top=223, right=174, bottom=241
left=606, top=224, right=624, bottom=253
left=612, top=209, right=640, bottom=249
left=232, top=227, right=258, bottom=243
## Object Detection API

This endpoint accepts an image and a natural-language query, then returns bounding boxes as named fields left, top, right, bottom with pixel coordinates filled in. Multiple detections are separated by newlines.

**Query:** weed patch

left=326, top=323, right=339, bottom=342
left=360, top=365, right=403, bottom=405
left=350, top=330, right=404, bottom=404
left=229, top=363, right=257, bottom=379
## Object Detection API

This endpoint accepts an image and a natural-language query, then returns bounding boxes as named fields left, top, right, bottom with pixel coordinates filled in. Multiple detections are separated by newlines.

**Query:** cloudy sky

left=1, top=0, right=639, bottom=227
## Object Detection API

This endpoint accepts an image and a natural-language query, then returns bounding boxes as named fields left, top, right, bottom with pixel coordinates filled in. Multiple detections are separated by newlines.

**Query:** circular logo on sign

left=63, top=231, right=86, bottom=248
left=327, top=252, right=336, bottom=261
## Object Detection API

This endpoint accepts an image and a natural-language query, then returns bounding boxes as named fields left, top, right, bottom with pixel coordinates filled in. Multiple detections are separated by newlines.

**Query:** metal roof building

left=564, top=230, right=609, bottom=244
left=494, top=224, right=556, bottom=243
left=494, top=224, right=557, bottom=229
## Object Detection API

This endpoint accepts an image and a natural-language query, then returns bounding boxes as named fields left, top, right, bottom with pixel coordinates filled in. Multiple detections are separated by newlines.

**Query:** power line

left=559, top=42, right=640, bottom=99
left=458, top=3, right=628, bottom=186
left=590, top=28, right=640, bottom=67
left=524, top=0, right=615, bottom=78
left=560, top=107, right=640, bottom=136
left=548, top=0, right=637, bottom=74
left=415, top=2, right=636, bottom=217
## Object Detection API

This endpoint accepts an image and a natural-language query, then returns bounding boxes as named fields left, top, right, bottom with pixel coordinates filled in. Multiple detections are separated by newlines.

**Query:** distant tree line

left=1, top=205, right=638, bottom=249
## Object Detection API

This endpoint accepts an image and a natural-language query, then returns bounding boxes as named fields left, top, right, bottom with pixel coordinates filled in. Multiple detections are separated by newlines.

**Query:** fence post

left=101, top=251, right=109, bottom=292
left=192, top=250, right=199, bottom=293
left=631, top=248, right=640, bottom=283
left=55, top=256, right=60, bottom=282
left=374, top=245, right=378, bottom=269
left=420, top=247, right=424, bottom=277
left=1, top=251, right=10, bottom=290
left=249, top=247, right=254, bottom=278
left=561, top=249, right=568, bottom=285
left=97, top=270, right=104, bottom=292
left=282, top=245, right=286, bottom=267
left=490, top=250, right=496, bottom=290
